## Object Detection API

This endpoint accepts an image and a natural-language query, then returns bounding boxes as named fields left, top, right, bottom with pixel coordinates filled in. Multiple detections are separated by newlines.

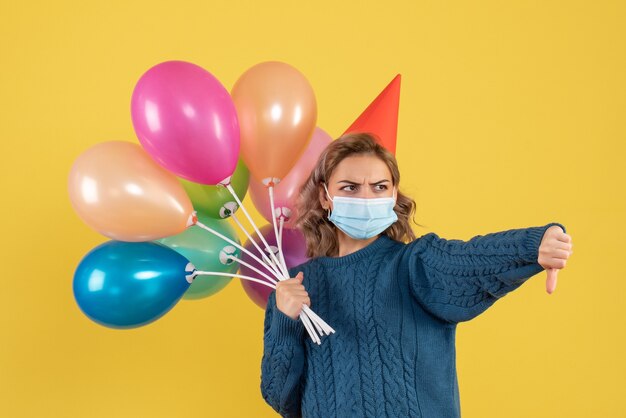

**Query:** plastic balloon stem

left=192, top=271, right=276, bottom=289
left=230, top=213, right=283, bottom=280
left=278, top=217, right=284, bottom=248
left=302, top=306, right=330, bottom=335
left=302, top=304, right=336, bottom=335
left=226, top=185, right=287, bottom=278
left=299, top=311, right=316, bottom=344
left=300, top=309, right=321, bottom=345
left=268, top=185, right=290, bottom=276
left=194, top=221, right=281, bottom=281
left=226, top=255, right=278, bottom=285
left=220, top=186, right=332, bottom=343
left=225, top=183, right=289, bottom=278
left=304, top=306, right=325, bottom=336
left=300, top=310, right=320, bottom=345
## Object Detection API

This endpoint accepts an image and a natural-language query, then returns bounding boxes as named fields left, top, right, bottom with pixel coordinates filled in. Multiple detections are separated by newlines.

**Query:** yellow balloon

left=68, top=141, right=195, bottom=242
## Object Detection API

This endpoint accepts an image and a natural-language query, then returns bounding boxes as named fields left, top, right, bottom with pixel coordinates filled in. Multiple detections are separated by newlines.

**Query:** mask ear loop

left=322, top=182, right=333, bottom=218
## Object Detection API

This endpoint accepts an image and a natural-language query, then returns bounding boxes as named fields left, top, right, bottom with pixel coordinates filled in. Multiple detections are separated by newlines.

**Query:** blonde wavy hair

left=294, top=132, right=422, bottom=258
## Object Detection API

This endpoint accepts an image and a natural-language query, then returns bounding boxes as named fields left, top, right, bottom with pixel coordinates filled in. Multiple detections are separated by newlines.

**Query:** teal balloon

left=179, top=158, right=249, bottom=219
left=158, top=215, right=241, bottom=300
left=73, top=241, right=192, bottom=329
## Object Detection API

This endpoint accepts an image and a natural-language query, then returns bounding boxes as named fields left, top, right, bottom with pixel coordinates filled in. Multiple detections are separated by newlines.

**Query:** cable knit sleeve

left=260, top=282, right=306, bottom=418
left=406, top=222, right=566, bottom=324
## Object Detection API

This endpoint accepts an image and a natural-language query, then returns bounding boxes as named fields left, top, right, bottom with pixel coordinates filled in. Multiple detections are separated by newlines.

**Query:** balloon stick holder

left=193, top=175, right=335, bottom=345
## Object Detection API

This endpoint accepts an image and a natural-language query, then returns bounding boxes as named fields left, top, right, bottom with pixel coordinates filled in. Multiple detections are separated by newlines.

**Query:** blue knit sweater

left=260, top=222, right=566, bottom=418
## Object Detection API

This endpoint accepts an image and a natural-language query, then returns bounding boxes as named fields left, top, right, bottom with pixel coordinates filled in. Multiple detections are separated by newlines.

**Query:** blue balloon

left=73, top=241, right=193, bottom=329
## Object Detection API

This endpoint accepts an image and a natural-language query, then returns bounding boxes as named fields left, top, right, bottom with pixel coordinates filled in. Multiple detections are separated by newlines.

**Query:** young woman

left=260, top=133, right=572, bottom=418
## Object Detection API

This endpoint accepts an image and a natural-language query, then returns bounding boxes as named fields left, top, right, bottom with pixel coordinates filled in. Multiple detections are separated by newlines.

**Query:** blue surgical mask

left=323, top=183, right=398, bottom=240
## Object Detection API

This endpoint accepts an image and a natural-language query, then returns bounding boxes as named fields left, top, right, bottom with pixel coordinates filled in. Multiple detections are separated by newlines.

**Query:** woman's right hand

left=275, top=272, right=310, bottom=320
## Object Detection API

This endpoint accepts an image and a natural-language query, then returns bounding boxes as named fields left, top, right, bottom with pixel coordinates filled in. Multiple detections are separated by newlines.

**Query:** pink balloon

left=131, top=61, right=240, bottom=185
left=239, top=224, right=309, bottom=309
left=249, top=127, right=332, bottom=228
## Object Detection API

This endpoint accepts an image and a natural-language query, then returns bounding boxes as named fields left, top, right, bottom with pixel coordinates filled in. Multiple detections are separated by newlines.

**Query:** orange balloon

left=68, top=141, right=195, bottom=242
left=231, top=61, right=317, bottom=184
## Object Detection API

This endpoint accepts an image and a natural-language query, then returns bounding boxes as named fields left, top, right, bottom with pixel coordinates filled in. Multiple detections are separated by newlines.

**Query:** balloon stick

left=214, top=181, right=335, bottom=343
left=192, top=271, right=276, bottom=289
left=300, top=310, right=320, bottom=345
left=278, top=217, right=285, bottom=248
left=268, top=184, right=290, bottom=275
left=230, top=213, right=283, bottom=279
left=194, top=220, right=281, bottom=281
left=223, top=183, right=290, bottom=278
left=226, top=255, right=278, bottom=285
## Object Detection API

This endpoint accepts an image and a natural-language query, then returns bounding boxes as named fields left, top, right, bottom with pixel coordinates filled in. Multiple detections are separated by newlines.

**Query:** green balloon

left=158, top=215, right=241, bottom=300
left=180, top=158, right=249, bottom=219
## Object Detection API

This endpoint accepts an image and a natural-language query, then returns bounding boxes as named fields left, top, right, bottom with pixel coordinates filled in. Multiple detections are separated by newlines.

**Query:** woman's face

left=319, top=154, right=395, bottom=211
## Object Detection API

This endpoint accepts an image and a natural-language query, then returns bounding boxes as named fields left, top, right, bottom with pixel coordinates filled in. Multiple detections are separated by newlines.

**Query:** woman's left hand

left=538, top=225, right=573, bottom=294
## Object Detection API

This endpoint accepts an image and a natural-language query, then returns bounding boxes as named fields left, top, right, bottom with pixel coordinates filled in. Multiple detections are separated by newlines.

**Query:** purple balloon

left=239, top=224, right=309, bottom=309
left=131, top=61, right=240, bottom=185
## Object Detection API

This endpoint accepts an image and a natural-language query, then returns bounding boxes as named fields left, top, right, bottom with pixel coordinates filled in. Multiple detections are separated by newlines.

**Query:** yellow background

left=1, top=1, right=624, bottom=417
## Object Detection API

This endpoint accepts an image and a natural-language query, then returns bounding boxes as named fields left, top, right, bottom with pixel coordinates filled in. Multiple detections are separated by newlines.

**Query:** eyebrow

left=336, top=179, right=391, bottom=185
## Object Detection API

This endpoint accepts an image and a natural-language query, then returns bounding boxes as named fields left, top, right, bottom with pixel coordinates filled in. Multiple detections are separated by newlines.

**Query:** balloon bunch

left=69, top=60, right=335, bottom=344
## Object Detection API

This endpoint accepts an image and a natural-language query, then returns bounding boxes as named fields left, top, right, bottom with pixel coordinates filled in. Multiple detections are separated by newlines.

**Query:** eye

left=374, top=184, right=388, bottom=191
left=340, top=185, right=357, bottom=192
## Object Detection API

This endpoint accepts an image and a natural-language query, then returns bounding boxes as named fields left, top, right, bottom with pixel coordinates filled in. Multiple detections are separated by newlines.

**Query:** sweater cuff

left=269, top=306, right=305, bottom=345
left=523, top=222, right=567, bottom=264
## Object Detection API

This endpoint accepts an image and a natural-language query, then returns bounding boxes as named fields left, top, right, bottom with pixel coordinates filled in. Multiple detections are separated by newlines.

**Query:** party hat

left=342, top=74, right=401, bottom=155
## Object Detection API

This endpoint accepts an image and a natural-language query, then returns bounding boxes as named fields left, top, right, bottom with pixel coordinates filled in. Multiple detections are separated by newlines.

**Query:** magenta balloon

left=131, top=61, right=240, bottom=185
left=249, top=127, right=332, bottom=228
left=239, top=224, right=309, bottom=309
